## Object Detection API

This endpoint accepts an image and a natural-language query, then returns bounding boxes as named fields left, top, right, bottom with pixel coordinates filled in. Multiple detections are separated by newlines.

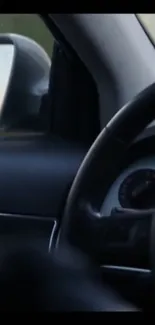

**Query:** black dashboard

left=0, top=124, right=155, bottom=252
left=0, top=135, right=86, bottom=251
left=0, top=126, right=155, bottom=219
left=0, top=136, right=86, bottom=219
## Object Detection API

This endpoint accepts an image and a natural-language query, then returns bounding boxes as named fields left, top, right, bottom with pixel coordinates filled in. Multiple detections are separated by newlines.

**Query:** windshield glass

left=137, top=14, right=155, bottom=43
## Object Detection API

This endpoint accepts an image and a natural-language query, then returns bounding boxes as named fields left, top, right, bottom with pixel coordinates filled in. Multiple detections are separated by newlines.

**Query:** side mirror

left=0, top=33, right=51, bottom=130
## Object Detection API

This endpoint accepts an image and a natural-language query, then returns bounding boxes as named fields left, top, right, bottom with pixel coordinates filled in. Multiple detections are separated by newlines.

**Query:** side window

left=0, top=14, right=54, bottom=135
left=137, top=14, right=155, bottom=44
left=0, top=14, right=53, bottom=57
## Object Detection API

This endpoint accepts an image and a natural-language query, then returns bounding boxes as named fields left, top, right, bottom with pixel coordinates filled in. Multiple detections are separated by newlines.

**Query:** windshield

left=137, top=14, right=155, bottom=44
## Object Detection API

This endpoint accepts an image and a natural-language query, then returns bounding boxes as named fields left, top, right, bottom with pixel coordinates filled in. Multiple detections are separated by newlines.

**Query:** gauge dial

left=119, top=169, right=155, bottom=210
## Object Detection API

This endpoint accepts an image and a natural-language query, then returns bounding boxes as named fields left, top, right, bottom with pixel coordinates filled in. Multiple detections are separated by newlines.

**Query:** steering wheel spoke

left=92, top=211, right=152, bottom=269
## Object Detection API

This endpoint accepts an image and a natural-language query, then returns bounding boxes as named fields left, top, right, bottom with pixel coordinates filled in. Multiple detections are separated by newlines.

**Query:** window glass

left=0, top=14, right=53, bottom=56
left=137, top=14, right=155, bottom=44
left=0, top=14, right=54, bottom=135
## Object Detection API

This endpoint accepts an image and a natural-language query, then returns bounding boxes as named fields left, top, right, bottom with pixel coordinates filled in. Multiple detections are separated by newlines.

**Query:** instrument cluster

left=101, top=156, right=155, bottom=215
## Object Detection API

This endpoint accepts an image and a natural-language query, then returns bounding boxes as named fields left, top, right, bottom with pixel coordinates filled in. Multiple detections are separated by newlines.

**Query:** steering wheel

left=55, top=83, right=155, bottom=308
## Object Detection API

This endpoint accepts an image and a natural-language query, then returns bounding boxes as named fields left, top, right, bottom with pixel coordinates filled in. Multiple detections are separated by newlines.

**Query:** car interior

left=0, top=13, right=155, bottom=311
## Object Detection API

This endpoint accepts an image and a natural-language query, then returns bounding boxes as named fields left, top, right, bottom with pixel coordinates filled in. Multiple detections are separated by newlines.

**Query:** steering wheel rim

left=56, top=83, right=155, bottom=266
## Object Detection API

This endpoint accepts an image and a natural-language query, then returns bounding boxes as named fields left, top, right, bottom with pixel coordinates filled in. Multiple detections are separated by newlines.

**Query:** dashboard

left=101, top=155, right=155, bottom=215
